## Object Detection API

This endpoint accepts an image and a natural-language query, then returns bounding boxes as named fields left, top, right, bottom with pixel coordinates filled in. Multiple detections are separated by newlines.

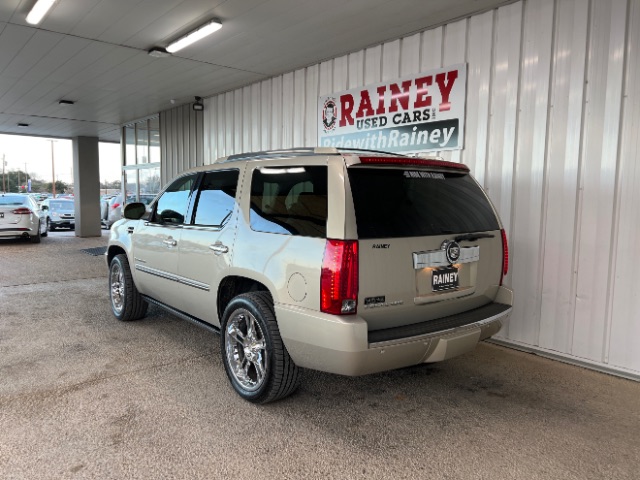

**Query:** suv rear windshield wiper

left=454, top=232, right=495, bottom=242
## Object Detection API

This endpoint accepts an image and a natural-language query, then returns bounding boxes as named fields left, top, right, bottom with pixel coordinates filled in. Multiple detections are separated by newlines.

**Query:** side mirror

left=41, top=205, right=48, bottom=211
left=123, top=202, right=146, bottom=220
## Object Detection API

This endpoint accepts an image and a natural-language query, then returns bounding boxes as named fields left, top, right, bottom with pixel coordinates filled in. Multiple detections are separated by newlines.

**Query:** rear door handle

left=163, top=238, right=177, bottom=247
left=209, top=243, right=228, bottom=254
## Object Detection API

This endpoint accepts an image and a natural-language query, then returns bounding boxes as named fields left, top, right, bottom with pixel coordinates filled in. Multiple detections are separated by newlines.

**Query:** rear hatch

left=0, top=196, right=28, bottom=227
left=346, top=157, right=505, bottom=332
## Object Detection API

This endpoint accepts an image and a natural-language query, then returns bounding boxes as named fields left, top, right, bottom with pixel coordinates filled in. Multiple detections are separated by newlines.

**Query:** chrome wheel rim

left=110, top=262, right=125, bottom=314
left=225, top=309, right=267, bottom=392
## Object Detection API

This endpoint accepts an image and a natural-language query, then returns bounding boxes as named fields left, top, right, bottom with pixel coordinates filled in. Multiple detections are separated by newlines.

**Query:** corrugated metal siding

left=201, top=0, right=640, bottom=378
left=160, top=104, right=204, bottom=184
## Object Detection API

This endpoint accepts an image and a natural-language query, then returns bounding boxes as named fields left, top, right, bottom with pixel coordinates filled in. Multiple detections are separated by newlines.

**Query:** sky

left=0, top=134, right=121, bottom=184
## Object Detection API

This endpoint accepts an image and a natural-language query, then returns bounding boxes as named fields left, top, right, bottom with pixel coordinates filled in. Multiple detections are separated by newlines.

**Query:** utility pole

left=50, top=140, right=56, bottom=197
left=2, top=153, right=5, bottom=192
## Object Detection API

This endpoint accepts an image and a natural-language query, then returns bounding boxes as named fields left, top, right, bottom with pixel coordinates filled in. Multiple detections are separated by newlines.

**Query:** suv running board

left=142, top=295, right=220, bottom=335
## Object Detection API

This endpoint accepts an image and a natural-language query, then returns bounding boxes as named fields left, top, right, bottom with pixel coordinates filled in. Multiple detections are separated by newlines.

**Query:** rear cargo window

left=348, top=168, right=499, bottom=239
left=250, top=166, right=327, bottom=238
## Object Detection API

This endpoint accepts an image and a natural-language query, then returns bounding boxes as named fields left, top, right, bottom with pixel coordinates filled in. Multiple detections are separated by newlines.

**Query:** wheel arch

left=107, top=245, right=127, bottom=266
left=217, top=275, right=273, bottom=321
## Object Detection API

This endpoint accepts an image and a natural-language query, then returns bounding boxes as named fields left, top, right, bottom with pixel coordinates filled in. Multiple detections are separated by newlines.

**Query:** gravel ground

left=1, top=231, right=639, bottom=479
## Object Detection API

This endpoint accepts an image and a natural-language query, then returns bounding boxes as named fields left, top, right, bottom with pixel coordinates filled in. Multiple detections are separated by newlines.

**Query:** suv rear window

left=250, top=166, right=328, bottom=238
left=348, top=168, right=499, bottom=239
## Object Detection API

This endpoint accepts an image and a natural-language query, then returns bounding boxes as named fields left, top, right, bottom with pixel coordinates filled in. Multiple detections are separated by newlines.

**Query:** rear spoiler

left=357, top=156, right=470, bottom=172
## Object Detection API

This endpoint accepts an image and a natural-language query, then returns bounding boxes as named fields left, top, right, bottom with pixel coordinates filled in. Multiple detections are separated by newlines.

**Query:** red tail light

left=111, top=202, right=120, bottom=209
left=320, top=239, right=359, bottom=315
left=500, top=229, right=509, bottom=285
left=11, top=207, right=32, bottom=215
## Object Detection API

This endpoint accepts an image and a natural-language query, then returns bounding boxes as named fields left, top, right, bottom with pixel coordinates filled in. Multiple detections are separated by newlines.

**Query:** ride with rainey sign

left=318, top=64, right=466, bottom=154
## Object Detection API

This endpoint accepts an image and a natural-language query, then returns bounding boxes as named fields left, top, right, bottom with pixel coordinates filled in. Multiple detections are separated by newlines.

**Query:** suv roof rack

left=217, top=147, right=412, bottom=163
left=220, top=147, right=339, bottom=163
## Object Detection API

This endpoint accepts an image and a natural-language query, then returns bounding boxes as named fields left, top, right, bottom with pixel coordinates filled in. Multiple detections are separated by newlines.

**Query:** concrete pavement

left=1, top=231, right=639, bottom=479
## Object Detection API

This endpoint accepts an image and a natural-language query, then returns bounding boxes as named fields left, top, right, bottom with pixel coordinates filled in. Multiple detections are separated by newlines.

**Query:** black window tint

left=154, top=175, right=196, bottom=224
left=348, top=168, right=499, bottom=239
left=250, top=166, right=328, bottom=238
left=193, top=170, right=239, bottom=226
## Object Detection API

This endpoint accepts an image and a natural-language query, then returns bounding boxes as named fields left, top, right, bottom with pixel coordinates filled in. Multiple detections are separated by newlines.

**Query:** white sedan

left=0, top=193, right=47, bottom=243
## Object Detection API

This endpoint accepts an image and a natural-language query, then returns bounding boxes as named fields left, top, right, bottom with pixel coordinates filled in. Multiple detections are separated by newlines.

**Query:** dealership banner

left=318, top=64, right=466, bottom=154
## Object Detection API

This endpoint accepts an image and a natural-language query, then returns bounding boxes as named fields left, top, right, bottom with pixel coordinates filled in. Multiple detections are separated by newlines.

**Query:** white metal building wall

left=160, top=104, right=204, bottom=185
left=202, top=0, right=640, bottom=379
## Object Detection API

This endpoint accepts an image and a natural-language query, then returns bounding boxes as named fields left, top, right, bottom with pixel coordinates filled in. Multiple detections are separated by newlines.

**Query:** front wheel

left=109, top=254, right=148, bottom=321
left=221, top=292, right=300, bottom=404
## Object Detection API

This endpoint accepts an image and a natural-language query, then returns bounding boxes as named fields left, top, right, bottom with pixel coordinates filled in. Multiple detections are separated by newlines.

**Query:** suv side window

left=153, top=174, right=196, bottom=224
left=192, top=170, right=240, bottom=227
left=250, top=166, right=327, bottom=238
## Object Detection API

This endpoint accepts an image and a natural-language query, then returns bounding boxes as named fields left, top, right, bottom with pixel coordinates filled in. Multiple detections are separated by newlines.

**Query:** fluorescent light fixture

left=58, top=99, right=74, bottom=105
left=166, top=19, right=222, bottom=53
left=26, top=0, right=56, bottom=25
left=17, top=123, right=30, bottom=127
left=148, top=47, right=170, bottom=58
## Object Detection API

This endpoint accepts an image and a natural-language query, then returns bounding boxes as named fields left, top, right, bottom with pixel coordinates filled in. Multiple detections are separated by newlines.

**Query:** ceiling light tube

left=166, top=19, right=222, bottom=53
left=26, top=0, right=56, bottom=25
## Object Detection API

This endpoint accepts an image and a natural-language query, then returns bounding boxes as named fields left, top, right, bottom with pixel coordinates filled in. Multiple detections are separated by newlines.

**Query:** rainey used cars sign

left=318, top=64, right=466, bottom=154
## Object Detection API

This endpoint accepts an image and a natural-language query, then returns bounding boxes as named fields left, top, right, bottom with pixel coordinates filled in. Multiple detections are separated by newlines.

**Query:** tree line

left=1, top=169, right=120, bottom=194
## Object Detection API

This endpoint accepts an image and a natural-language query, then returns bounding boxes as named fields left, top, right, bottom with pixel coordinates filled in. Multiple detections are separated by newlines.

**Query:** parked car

left=100, top=195, right=116, bottom=227
left=0, top=193, right=47, bottom=243
left=102, top=193, right=155, bottom=229
left=41, top=198, right=75, bottom=230
left=106, top=148, right=513, bottom=403
left=29, top=193, right=49, bottom=204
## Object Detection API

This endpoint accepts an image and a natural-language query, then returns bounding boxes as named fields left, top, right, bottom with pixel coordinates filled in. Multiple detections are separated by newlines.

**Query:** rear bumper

left=0, top=227, right=36, bottom=238
left=276, top=286, right=513, bottom=376
left=50, top=219, right=75, bottom=227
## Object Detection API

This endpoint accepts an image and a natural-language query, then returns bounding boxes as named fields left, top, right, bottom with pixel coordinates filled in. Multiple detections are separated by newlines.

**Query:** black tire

left=47, top=218, right=55, bottom=231
left=108, top=254, right=148, bottom=321
left=221, top=291, right=300, bottom=404
left=41, top=221, right=48, bottom=237
left=30, top=222, right=42, bottom=243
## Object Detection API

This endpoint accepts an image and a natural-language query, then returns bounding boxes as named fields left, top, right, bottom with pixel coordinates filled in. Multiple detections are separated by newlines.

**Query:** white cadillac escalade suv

left=107, top=148, right=513, bottom=403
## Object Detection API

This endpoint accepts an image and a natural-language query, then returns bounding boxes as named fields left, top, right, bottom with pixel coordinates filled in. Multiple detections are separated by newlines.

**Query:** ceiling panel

left=0, top=23, right=35, bottom=73
left=0, top=0, right=514, bottom=141
left=38, top=0, right=103, bottom=33
left=3, top=81, right=66, bottom=115
left=0, top=1, right=22, bottom=23
left=68, top=0, right=145, bottom=40
left=23, top=36, right=94, bottom=84
left=2, top=30, right=63, bottom=79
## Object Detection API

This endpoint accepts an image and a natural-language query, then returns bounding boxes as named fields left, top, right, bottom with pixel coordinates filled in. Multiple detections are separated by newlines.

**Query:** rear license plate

left=432, top=266, right=459, bottom=291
